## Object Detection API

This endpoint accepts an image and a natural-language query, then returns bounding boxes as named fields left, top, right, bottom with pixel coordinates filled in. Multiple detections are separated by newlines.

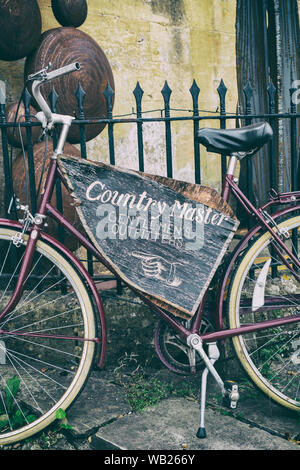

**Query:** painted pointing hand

left=132, top=251, right=183, bottom=287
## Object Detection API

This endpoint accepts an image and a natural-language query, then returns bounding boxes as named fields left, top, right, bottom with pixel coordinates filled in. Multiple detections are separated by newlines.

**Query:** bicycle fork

left=187, top=334, right=239, bottom=438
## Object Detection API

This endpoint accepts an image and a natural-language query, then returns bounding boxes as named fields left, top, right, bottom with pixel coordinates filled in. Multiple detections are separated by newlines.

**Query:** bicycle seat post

left=222, top=153, right=238, bottom=202
left=226, top=154, right=238, bottom=176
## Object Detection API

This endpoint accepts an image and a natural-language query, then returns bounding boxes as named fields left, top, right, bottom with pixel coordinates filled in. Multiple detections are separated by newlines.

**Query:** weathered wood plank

left=144, top=173, right=235, bottom=218
left=58, top=155, right=239, bottom=318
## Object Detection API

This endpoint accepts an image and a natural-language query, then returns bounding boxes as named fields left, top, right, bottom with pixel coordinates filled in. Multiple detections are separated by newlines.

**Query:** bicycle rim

left=228, top=215, right=300, bottom=411
left=0, top=226, right=96, bottom=445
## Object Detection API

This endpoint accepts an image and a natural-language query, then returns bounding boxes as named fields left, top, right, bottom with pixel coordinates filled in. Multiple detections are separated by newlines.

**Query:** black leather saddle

left=197, top=122, right=273, bottom=158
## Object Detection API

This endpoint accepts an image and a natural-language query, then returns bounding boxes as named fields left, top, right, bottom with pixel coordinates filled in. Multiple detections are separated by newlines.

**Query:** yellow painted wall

left=0, top=0, right=238, bottom=191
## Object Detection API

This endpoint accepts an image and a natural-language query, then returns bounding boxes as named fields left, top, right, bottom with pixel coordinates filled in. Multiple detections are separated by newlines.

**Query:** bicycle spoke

left=1, top=290, right=75, bottom=329
left=4, top=338, right=82, bottom=365
left=0, top=387, right=13, bottom=431
left=0, top=241, right=12, bottom=277
left=9, top=305, right=82, bottom=334
left=13, top=275, right=69, bottom=314
left=229, top=215, right=300, bottom=410
left=0, top=371, right=28, bottom=430
left=0, top=250, right=25, bottom=303
left=0, top=226, right=96, bottom=444
left=4, top=349, right=44, bottom=414
left=5, top=349, right=69, bottom=389
left=20, top=262, right=55, bottom=305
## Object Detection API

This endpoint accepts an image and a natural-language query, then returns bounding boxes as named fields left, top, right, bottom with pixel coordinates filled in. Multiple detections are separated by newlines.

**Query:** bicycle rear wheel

left=228, top=215, right=300, bottom=411
left=0, top=224, right=96, bottom=445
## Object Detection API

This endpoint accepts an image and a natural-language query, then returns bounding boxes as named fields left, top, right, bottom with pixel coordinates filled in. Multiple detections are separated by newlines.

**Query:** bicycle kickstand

left=187, top=334, right=239, bottom=438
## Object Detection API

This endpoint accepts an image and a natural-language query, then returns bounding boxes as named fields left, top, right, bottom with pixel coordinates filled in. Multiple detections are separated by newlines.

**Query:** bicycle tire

left=0, top=224, right=96, bottom=445
left=227, top=215, right=300, bottom=411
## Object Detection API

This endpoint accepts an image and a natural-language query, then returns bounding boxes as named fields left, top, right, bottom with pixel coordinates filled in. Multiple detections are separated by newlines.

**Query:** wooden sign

left=58, top=155, right=239, bottom=318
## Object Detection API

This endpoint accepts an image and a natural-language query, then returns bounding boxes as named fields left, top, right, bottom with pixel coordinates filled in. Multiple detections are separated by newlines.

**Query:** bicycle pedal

left=222, top=380, right=239, bottom=409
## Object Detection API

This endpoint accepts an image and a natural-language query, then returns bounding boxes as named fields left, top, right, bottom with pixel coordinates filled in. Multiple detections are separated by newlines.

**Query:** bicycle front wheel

left=228, top=215, right=300, bottom=411
left=0, top=225, right=96, bottom=445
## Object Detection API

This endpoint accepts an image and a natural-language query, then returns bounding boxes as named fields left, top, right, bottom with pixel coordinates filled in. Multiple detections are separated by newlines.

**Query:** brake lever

left=27, top=63, right=52, bottom=82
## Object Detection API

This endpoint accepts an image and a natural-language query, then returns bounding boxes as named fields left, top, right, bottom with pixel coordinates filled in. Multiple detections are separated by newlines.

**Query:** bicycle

left=0, top=62, right=299, bottom=445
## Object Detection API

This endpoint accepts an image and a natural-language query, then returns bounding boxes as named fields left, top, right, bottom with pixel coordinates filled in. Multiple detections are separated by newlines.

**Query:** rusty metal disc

left=24, top=27, right=115, bottom=144
left=12, top=141, right=84, bottom=250
left=51, top=0, right=88, bottom=27
left=0, top=0, right=41, bottom=61
left=5, top=102, right=40, bottom=148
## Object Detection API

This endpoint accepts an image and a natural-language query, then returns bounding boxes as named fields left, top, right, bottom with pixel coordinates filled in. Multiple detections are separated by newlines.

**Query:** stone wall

left=0, top=0, right=238, bottom=191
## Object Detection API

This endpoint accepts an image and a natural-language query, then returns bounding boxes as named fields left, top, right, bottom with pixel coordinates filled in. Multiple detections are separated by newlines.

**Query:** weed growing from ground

left=113, top=352, right=197, bottom=411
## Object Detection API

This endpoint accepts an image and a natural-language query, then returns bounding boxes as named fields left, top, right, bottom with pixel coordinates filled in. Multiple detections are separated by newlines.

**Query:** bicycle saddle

left=197, top=122, right=273, bottom=158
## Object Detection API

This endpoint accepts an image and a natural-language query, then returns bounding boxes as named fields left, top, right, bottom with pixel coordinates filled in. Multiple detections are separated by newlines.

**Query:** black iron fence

left=0, top=77, right=299, bottom=275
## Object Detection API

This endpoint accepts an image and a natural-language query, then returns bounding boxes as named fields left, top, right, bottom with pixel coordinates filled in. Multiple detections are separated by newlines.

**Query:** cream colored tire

left=228, top=216, right=300, bottom=411
left=0, top=225, right=96, bottom=445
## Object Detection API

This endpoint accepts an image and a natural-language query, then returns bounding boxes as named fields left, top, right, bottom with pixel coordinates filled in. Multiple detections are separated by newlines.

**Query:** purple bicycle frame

left=0, top=157, right=300, bottom=369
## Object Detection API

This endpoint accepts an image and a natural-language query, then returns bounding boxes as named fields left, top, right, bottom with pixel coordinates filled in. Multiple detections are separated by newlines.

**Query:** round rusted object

left=0, top=0, right=41, bottom=61
left=51, top=0, right=88, bottom=27
left=24, top=27, right=115, bottom=144
left=12, top=141, right=84, bottom=250
left=5, top=102, right=40, bottom=148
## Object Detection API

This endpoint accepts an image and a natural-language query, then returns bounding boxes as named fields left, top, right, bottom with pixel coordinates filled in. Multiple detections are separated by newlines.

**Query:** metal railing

left=0, top=77, right=299, bottom=277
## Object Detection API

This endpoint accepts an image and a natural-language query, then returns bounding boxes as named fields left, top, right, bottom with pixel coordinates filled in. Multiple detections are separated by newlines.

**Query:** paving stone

left=91, top=397, right=300, bottom=451
left=67, top=371, right=131, bottom=436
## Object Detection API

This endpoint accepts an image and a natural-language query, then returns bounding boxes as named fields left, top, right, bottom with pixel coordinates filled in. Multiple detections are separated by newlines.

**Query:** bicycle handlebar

left=31, top=62, right=81, bottom=126
left=28, top=62, right=80, bottom=84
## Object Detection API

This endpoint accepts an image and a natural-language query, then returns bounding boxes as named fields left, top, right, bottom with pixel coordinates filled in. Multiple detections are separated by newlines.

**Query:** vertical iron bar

left=267, top=81, right=277, bottom=192
left=290, top=84, right=297, bottom=192
left=161, top=81, right=173, bottom=178
left=49, top=88, right=67, bottom=293
left=0, top=96, right=17, bottom=280
left=49, top=87, right=65, bottom=246
left=190, top=79, right=201, bottom=184
left=49, top=87, right=58, bottom=146
left=267, top=81, right=278, bottom=278
left=104, top=83, right=115, bottom=165
left=75, top=83, right=87, bottom=159
left=0, top=101, right=13, bottom=216
left=273, top=0, right=284, bottom=193
left=104, top=83, right=121, bottom=292
left=133, top=82, right=144, bottom=172
left=289, top=83, right=298, bottom=265
left=23, top=88, right=37, bottom=214
left=243, top=81, right=254, bottom=207
left=75, top=83, right=94, bottom=276
left=217, top=79, right=228, bottom=182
